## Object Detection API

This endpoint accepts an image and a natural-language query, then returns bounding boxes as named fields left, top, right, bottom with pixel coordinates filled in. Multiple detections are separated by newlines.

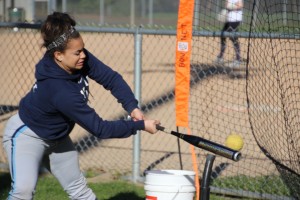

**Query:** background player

left=216, top=0, right=243, bottom=67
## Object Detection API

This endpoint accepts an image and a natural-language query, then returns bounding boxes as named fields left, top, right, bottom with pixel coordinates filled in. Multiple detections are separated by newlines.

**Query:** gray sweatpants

left=2, top=113, right=96, bottom=200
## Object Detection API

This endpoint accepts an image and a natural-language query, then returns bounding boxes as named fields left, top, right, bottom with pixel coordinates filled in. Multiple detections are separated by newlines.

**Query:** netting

left=190, top=0, right=299, bottom=199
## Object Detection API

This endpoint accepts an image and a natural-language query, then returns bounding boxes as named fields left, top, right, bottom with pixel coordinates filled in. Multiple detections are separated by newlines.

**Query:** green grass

left=0, top=172, right=145, bottom=200
left=212, top=175, right=292, bottom=197
left=0, top=171, right=230, bottom=200
left=0, top=172, right=293, bottom=200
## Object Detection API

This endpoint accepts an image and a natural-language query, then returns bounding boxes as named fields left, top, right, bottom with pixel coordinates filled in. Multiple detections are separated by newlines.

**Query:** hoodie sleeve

left=83, top=49, right=139, bottom=114
left=53, top=88, right=145, bottom=139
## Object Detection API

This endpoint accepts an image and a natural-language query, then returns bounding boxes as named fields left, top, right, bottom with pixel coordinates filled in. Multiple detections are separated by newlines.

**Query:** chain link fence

left=0, top=24, right=180, bottom=176
left=0, top=1, right=299, bottom=199
left=0, top=22, right=297, bottom=199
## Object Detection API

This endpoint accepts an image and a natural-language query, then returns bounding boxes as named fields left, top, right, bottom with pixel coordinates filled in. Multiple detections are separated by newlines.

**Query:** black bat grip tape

left=156, top=124, right=165, bottom=131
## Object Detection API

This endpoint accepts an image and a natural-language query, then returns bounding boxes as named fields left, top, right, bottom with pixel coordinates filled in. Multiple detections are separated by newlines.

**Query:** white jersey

left=226, top=0, right=243, bottom=22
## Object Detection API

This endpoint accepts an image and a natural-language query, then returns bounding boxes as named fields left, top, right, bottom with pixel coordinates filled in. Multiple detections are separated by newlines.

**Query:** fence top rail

left=0, top=22, right=299, bottom=40
left=193, top=30, right=300, bottom=40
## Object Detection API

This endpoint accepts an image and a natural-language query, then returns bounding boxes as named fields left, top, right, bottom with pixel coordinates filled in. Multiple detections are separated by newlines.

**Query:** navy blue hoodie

left=19, top=49, right=144, bottom=140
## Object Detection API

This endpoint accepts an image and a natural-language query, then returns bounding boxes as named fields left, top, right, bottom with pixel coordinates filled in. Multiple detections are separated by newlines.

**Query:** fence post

left=132, top=26, right=142, bottom=183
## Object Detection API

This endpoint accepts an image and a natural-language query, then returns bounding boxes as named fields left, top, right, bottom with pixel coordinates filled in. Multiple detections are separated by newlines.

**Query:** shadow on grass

left=108, top=192, right=144, bottom=200
left=0, top=172, right=11, bottom=197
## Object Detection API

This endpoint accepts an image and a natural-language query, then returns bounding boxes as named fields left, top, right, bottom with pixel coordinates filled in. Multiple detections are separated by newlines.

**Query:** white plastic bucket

left=144, top=169, right=196, bottom=200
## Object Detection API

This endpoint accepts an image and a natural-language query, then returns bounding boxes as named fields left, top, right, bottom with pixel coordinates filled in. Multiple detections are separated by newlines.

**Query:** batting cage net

left=189, top=0, right=299, bottom=199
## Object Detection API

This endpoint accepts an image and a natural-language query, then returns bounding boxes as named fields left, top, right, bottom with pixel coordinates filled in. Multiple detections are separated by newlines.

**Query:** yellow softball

left=225, top=133, right=244, bottom=151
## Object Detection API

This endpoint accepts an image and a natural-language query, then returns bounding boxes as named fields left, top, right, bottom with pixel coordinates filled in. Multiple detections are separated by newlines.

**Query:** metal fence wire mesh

left=0, top=27, right=179, bottom=176
left=0, top=0, right=299, bottom=199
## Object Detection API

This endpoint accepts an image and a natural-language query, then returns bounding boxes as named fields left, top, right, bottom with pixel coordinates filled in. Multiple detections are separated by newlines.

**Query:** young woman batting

left=2, top=12, right=160, bottom=200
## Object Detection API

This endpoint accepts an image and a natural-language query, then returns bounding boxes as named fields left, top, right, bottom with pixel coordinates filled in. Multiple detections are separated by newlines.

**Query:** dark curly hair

left=41, top=12, right=80, bottom=57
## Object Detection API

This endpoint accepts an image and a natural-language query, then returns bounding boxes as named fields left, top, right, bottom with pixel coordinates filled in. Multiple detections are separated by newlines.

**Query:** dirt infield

left=0, top=29, right=299, bottom=183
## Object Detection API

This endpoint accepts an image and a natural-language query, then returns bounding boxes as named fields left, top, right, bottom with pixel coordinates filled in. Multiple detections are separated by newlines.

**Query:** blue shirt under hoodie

left=19, top=49, right=144, bottom=140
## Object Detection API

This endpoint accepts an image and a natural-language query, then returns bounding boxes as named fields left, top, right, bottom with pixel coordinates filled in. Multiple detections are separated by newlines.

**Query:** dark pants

left=218, top=21, right=241, bottom=61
